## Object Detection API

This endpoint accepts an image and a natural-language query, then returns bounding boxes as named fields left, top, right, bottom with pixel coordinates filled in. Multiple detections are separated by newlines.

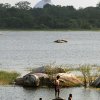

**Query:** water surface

left=0, top=31, right=100, bottom=71
left=0, top=31, right=100, bottom=100
left=0, top=86, right=100, bottom=100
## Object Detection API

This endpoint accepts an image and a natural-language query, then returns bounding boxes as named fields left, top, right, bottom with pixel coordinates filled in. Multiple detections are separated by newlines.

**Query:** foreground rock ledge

left=53, top=97, right=65, bottom=100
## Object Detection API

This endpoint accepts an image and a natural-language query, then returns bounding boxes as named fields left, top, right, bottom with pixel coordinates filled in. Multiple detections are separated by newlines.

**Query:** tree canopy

left=0, top=1, right=100, bottom=30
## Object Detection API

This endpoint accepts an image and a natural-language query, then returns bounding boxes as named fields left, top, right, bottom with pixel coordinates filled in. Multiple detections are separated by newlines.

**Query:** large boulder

left=15, top=73, right=49, bottom=87
left=55, top=73, right=82, bottom=87
left=91, top=77, right=100, bottom=88
left=33, top=73, right=50, bottom=86
left=22, top=74, right=40, bottom=87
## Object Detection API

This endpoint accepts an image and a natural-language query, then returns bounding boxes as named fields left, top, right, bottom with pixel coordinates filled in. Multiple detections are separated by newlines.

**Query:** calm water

left=0, top=31, right=100, bottom=71
left=0, top=86, right=100, bottom=100
left=0, top=31, right=100, bottom=100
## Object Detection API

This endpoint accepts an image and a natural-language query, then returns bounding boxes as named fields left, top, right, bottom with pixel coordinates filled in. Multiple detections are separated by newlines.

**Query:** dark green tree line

left=0, top=1, right=100, bottom=30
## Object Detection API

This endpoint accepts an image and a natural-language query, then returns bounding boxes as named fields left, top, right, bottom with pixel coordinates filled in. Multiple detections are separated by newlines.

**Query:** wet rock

left=91, top=77, right=100, bottom=88
left=15, top=78, right=23, bottom=85
left=54, top=39, right=68, bottom=43
left=34, top=73, right=49, bottom=86
left=15, top=73, right=49, bottom=87
left=22, top=74, right=40, bottom=87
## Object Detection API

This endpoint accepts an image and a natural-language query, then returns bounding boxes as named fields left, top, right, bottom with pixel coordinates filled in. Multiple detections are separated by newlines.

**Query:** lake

left=0, top=31, right=100, bottom=100
left=0, top=31, right=100, bottom=72
left=0, top=86, right=100, bottom=100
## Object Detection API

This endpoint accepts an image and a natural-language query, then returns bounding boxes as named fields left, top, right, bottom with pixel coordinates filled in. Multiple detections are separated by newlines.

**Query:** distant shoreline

left=0, top=29, right=100, bottom=31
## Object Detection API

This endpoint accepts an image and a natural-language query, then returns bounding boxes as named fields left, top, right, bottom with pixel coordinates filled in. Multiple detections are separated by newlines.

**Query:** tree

left=96, top=2, right=100, bottom=8
left=15, top=1, right=31, bottom=10
left=0, top=2, right=100, bottom=29
left=0, top=3, right=11, bottom=9
left=79, top=65, right=91, bottom=88
left=3, top=3, right=11, bottom=8
left=0, top=3, right=4, bottom=8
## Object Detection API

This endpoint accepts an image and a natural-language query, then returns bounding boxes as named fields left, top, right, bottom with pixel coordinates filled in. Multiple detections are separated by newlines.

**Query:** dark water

left=0, top=31, right=100, bottom=72
left=0, top=86, right=100, bottom=100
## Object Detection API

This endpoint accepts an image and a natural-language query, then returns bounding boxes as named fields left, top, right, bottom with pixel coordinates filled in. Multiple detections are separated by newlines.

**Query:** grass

left=0, top=71, right=20, bottom=85
left=42, top=64, right=75, bottom=75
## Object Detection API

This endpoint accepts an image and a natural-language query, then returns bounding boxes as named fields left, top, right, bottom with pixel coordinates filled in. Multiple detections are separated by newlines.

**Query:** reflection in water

left=0, top=86, right=100, bottom=100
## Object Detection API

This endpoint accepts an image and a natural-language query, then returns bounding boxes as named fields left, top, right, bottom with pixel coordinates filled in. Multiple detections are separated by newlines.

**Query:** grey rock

left=54, top=39, right=68, bottom=43
left=22, top=74, right=40, bottom=87
left=15, top=78, right=23, bottom=85
left=31, top=66, right=46, bottom=73
left=91, top=76, right=100, bottom=88
left=15, top=73, right=49, bottom=87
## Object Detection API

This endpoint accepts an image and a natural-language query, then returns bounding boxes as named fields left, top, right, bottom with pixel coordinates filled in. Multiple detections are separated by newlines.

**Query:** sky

left=0, top=0, right=100, bottom=8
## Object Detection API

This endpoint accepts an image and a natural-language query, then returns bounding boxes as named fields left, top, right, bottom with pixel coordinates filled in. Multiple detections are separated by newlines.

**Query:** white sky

left=0, top=0, right=100, bottom=8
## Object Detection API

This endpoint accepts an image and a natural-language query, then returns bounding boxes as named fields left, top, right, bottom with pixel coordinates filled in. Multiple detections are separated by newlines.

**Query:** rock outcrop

left=91, top=76, right=100, bottom=88
left=15, top=72, right=82, bottom=87
left=54, top=73, right=82, bottom=87
left=54, top=39, right=68, bottom=43
left=15, top=73, right=49, bottom=87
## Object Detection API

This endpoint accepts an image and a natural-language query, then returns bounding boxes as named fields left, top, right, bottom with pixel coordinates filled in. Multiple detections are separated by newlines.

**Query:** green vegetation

left=79, top=65, right=92, bottom=87
left=0, top=1, right=100, bottom=30
left=0, top=71, right=20, bottom=85
left=77, top=64, right=99, bottom=87
left=31, top=64, right=76, bottom=75
left=31, top=64, right=100, bottom=87
left=43, top=64, right=72, bottom=75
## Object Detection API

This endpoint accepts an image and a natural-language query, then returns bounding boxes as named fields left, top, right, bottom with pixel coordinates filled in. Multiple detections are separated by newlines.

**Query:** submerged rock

left=54, top=39, right=68, bottom=43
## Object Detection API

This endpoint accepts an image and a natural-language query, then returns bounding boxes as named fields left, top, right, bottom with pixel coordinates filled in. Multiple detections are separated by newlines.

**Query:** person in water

left=68, top=94, right=72, bottom=100
left=54, top=75, right=60, bottom=98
